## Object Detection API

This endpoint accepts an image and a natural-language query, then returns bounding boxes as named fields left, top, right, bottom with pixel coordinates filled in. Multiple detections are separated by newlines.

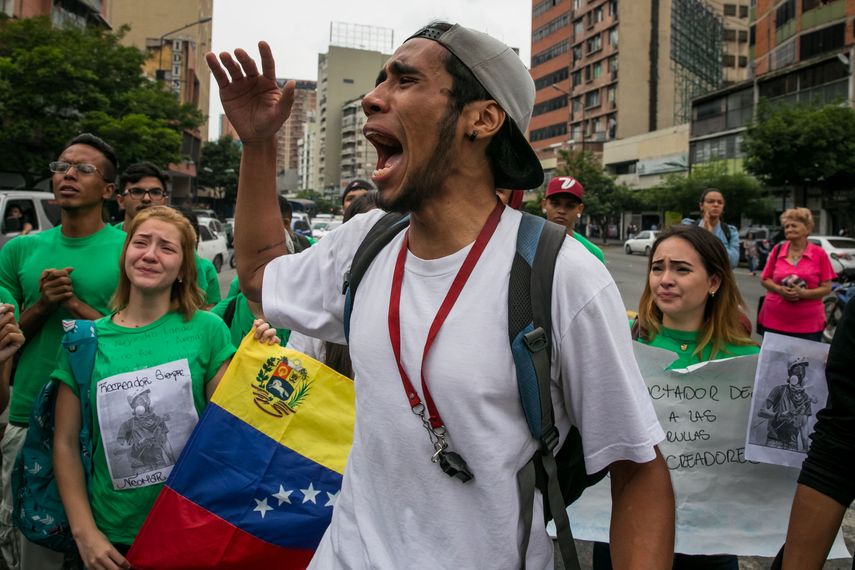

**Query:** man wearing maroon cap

left=541, top=176, right=605, bottom=262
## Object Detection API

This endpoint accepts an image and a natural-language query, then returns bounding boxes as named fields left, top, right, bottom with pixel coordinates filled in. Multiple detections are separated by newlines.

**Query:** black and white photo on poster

left=745, top=333, right=829, bottom=468
left=95, top=358, right=198, bottom=490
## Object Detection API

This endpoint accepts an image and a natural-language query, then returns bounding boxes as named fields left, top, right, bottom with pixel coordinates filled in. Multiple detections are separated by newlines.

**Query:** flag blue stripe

left=166, top=403, right=341, bottom=550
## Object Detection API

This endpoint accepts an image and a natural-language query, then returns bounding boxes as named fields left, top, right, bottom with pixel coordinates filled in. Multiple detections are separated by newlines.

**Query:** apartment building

left=529, top=0, right=723, bottom=161
left=2, top=0, right=109, bottom=25
left=705, top=1, right=752, bottom=83
left=275, top=80, right=317, bottom=192
left=339, top=96, right=378, bottom=187
left=315, top=23, right=391, bottom=197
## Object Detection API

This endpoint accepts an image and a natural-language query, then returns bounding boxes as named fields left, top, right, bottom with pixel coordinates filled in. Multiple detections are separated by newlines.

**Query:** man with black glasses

left=0, top=133, right=126, bottom=570
left=115, top=161, right=169, bottom=232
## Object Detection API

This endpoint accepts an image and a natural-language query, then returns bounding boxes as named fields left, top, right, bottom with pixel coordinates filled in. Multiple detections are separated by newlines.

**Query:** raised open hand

left=206, top=42, right=296, bottom=143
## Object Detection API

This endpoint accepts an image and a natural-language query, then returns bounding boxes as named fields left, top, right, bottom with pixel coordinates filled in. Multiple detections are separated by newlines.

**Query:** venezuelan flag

left=127, top=335, right=355, bottom=569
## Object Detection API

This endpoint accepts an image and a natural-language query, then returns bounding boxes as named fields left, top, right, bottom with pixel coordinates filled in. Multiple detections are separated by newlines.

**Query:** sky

left=207, top=0, right=533, bottom=139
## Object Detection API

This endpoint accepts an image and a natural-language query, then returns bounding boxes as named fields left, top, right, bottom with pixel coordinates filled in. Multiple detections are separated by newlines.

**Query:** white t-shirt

left=263, top=207, right=664, bottom=569
left=285, top=330, right=326, bottom=362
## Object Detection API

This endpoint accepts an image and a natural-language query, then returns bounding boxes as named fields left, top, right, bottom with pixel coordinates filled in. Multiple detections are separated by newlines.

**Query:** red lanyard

left=387, top=201, right=504, bottom=431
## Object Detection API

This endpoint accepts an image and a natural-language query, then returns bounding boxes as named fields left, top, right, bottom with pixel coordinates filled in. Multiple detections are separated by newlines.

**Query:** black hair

left=64, top=133, right=118, bottom=182
left=343, top=191, right=379, bottom=222
left=120, top=162, right=168, bottom=192
left=277, top=195, right=292, bottom=218
left=699, top=187, right=724, bottom=204
left=428, top=21, right=531, bottom=188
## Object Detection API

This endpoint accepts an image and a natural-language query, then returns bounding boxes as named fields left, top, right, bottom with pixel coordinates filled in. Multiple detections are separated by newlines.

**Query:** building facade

left=339, top=96, right=378, bottom=187
left=3, top=0, right=109, bottom=26
left=275, top=80, right=317, bottom=192
left=315, top=45, right=389, bottom=197
left=529, top=0, right=724, bottom=161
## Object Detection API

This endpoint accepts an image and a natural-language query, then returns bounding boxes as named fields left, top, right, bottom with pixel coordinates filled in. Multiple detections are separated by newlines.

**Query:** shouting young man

left=208, top=22, right=674, bottom=568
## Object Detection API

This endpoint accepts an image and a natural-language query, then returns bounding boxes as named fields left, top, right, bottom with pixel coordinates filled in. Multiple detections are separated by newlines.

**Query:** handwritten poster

left=555, top=343, right=849, bottom=558
left=746, top=333, right=830, bottom=468
left=96, top=359, right=198, bottom=491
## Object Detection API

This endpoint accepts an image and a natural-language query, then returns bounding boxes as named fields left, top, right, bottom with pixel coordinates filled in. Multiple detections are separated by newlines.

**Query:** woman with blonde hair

left=595, top=225, right=757, bottom=569
left=52, top=206, right=276, bottom=570
left=758, top=208, right=834, bottom=342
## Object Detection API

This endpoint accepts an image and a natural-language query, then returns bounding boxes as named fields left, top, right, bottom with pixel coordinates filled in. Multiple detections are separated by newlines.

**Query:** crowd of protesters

left=0, top=19, right=849, bottom=570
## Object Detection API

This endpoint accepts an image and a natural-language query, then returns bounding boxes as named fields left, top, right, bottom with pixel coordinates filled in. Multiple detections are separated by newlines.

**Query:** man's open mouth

left=365, top=128, right=403, bottom=181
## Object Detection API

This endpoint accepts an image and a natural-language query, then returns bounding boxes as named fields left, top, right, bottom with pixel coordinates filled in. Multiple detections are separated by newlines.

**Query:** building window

left=608, top=0, right=618, bottom=16
left=775, top=0, right=796, bottom=29
left=724, top=29, right=737, bottom=41
left=533, top=13, right=571, bottom=42
left=738, top=55, right=748, bottom=67
left=739, top=5, right=749, bottom=17
left=723, top=4, right=737, bottom=16
left=592, top=61, right=603, bottom=78
left=572, top=96, right=583, bottom=113
left=530, top=122, right=568, bottom=142
left=608, top=55, right=618, bottom=72
left=799, top=23, right=845, bottom=61
left=586, top=34, right=602, bottom=54
left=573, top=0, right=582, bottom=9
left=803, top=0, right=839, bottom=10
left=534, top=67, right=570, bottom=90
left=723, top=54, right=736, bottom=67
left=533, top=0, right=564, bottom=19
left=584, top=89, right=601, bottom=108
left=532, top=94, right=569, bottom=117
left=532, top=40, right=569, bottom=66
left=573, top=45, right=583, bottom=63
left=572, top=70, right=582, bottom=86
left=608, top=27, right=619, bottom=47
left=343, top=78, right=354, bottom=84
left=749, top=25, right=756, bottom=46
left=738, top=30, right=748, bottom=42
left=574, top=19, right=584, bottom=36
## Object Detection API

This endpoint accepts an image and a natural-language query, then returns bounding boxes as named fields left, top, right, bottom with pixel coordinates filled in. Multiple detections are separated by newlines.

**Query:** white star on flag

left=300, top=482, right=320, bottom=504
left=272, top=485, right=293, bottom=506
left=324, top=490, right=339, bottom=508
left=253, top=497, right=273, bottom=519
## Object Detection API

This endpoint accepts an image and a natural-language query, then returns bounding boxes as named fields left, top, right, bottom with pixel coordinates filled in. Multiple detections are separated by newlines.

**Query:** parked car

left=196, top=224, right=228, bottom=273
left=193, top=208, right=221, bottom=221
left=312, top=220, right=342, bottom=240
left=808, top=235, right=855, bottom=275
left=197, top=215, right=225, bottom=239
left=624, top=230, right=659, bottom=256
left=0, top=190, right=61, bottom=250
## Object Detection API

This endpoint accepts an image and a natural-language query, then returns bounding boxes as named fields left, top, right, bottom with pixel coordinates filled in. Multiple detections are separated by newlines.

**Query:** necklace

left=115, top=311, right=148, bottom=328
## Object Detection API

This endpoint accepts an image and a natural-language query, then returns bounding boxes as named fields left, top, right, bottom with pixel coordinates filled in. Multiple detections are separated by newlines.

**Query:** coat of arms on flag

left=127, top=334, right=356, bottom=569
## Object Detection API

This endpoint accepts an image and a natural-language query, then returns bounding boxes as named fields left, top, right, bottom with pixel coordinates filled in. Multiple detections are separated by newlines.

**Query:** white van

left=0, top=190, right=61, bottom=250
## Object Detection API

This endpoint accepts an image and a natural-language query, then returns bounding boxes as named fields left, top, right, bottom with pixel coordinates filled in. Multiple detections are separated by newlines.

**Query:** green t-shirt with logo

left=53, top=310, right=234, bottom=544
left=636, top=325, right=759, bottom=369
left=196, top=255, right=221, bottom=305
left=0, top=225, right=126, bottom=424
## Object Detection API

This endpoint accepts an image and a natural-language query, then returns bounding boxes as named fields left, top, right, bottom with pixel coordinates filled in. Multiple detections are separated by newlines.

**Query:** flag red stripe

left=128, top=487, right=315, bottom=569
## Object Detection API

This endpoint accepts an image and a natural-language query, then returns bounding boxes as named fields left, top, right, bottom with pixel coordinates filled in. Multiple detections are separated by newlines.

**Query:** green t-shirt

left=195, top=255, right=221, bottom=305
left=637, top=325, right=759, bottom=369
left=0, top=285, right=19, bottom=319
left=211, top=278, right=290, bottom=348
left=0, top=225, right=126, bottom=424
left=572, top=231, right=605, bottom=263
left=52, top=310, right=234, bottom=544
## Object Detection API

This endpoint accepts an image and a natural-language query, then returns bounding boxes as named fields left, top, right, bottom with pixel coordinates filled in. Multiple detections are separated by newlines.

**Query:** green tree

left=742, top=101, right=855, bottom=206
left=645, top=163, right=772, bottom=226
left=556, top=149, right=639, bottom=243
left=197, top=137, right=242, bottom=204
left=0, top=17, right=203, bottom=186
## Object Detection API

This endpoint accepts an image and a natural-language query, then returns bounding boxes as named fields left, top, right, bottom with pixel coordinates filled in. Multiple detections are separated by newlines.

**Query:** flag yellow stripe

left=211, top=335, right=355, bottom=474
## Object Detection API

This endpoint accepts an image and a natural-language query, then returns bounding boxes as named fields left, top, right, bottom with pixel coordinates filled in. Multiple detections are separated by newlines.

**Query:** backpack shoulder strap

left=222, top=296, right=239, bottom=328
left=60, top=319, right=98, bottom=479
left=342, top=212, right=410, bottom=342
left=510, top=214, right=582, bottom=570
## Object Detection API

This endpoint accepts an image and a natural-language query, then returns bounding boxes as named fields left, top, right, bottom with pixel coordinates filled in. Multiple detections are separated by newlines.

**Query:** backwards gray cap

left=407, top=24, right=544, bottom=190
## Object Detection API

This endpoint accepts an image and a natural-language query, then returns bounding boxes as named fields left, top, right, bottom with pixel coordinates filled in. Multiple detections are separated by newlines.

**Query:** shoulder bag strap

left=342, top=212, right=409, bottom=343
left=61, top=319, right=98, bottom=485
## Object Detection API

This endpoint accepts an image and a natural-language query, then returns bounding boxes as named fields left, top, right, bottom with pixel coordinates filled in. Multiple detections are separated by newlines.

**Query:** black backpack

left=342, top=211, right=606, bottom=570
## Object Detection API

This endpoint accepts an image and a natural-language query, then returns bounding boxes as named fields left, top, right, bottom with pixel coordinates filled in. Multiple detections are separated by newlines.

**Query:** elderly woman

left=758, top=208, right=835, bottom=342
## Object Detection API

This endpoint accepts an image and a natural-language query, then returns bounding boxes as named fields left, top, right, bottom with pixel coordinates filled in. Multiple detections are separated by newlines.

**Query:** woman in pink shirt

left=758, top=208, right=835, bottom=341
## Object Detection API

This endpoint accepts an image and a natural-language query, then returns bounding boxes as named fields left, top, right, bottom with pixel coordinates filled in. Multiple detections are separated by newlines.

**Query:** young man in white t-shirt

left=208, top=22, right=674, bottom=569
